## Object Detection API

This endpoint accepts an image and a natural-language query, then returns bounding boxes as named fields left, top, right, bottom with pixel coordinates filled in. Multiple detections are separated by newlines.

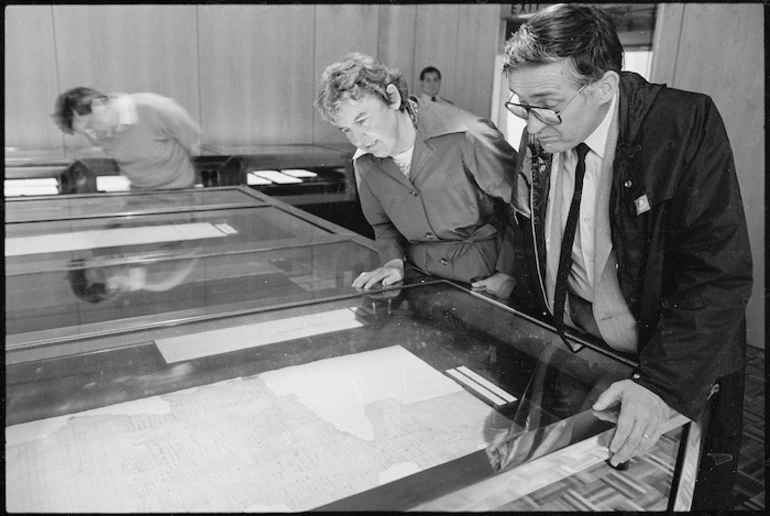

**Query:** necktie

left=552, top=142, right=590, bottom=352
left=431, top=96, right=437, bottom=102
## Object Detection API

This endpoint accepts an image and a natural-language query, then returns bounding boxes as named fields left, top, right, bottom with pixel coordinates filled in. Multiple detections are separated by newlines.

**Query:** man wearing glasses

left=502, top=4, right=751, bottom=511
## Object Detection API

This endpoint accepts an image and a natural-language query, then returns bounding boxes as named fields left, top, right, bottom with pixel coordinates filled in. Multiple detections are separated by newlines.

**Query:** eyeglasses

left=505, top=85, right=586, bottom=126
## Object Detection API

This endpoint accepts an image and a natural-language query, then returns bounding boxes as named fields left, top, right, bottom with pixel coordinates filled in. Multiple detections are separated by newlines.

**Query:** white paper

left=156, top=308, right=364, bottom=363
left=281, top=169, right=318, bottom=178
left=447, top=368, right=508, bottom=406
left=5, top=222, right=232, bottom=256
left=247, top=172, right=273, bottom=185
left=254, top=170, right=303, bottom=184
left=96, top=176, right=132, bottom=192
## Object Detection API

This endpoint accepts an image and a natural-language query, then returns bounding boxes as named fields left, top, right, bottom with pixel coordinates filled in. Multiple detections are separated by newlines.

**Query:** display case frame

left=4, top=186, right=702, bottom=511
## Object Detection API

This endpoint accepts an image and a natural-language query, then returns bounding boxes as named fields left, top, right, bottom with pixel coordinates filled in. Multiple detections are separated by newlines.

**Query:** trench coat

left=354, top=98, right=517, bottom=284
left=511, top=71, right=753, bottom=420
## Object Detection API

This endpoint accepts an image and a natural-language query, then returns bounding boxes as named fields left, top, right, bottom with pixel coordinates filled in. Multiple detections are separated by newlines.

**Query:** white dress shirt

left=391, top=146, right=414, bottom=178
left=546, top=93, right=618, bottom=302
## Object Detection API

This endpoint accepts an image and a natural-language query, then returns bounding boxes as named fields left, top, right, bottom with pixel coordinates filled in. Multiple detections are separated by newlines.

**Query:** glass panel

left=6, top=282, right=637, bottom=511
left=6, top=205, right=336, bottom=269
left=4, top=188, right=263, bottom=223
left=6, top=239, right=379, bottom=344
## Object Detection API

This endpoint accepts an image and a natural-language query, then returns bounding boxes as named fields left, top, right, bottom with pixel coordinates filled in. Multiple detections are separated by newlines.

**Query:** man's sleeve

left=632, top=97, right=753, bottom=420
left=462, top=118, right=518, bottom=276
left=355, top=164, right=408, bottom=265
left=157, top=98, right=202, bottom=157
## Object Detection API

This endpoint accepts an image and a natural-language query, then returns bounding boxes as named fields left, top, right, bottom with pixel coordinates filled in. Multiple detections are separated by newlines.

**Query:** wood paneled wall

left=4, top=4, right=502, bottom=151
left=651, top=4, right=764, bottom=348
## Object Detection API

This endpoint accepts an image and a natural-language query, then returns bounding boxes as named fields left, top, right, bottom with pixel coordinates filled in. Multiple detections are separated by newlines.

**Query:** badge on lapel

left=634, top=194, right=651, bottom=215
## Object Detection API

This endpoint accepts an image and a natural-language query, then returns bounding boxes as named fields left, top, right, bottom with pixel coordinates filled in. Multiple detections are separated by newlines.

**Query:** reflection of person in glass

left=315, top=53, right=517, bottom=297
left=483, top=343, right=615, bottom=474
left=66, top=211, right=203, bottom=303
left=67, top=253, right=200, bottom=303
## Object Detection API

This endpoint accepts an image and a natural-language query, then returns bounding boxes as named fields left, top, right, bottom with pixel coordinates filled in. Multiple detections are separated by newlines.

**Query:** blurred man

left=503, top=4, right=752, bottom=510
left=53, top=87, right=201, bottom=190
left=418, top=66, right=454, bottom=105
left=315, top=53, right=516, bottom=296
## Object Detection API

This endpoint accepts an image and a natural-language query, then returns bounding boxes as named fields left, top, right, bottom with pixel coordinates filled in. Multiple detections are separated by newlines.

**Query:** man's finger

left=609, top=407, right=634, bottom=454
left=611, top=422, right=646, bottom=464
left=592, top=382, right=622, bottom=411
left=637, top=425, right=660, bottom=452
left=592, top=408, right=619, bottom=425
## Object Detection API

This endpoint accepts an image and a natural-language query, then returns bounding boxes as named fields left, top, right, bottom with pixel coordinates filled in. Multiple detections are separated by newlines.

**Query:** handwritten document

left=6, top=346, right=505, bottom=512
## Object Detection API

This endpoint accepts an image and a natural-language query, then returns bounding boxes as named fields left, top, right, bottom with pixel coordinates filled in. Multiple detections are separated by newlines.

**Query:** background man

left=502, top=4, right=752, bottom=510
left=53, top=87, right=201, bottom=190
left=315, top=53, right=516, bottom=296
left=418, top=66, right=454, bottom=105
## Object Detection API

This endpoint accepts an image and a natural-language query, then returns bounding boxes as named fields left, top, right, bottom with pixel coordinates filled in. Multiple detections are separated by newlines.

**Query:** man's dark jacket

left=510, top=71, right=753, bottom=420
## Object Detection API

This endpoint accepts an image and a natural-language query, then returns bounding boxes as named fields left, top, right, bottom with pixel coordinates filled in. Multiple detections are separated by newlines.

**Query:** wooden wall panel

left=6, top=5, right=504, bottom=150
left=455, top=5, right=501, bottom=118
left=51, top=5, right=199, bottom=152
left=377, top=5, right=418, bottom=91
left=648, top=4, right=684, bottom=86
left=414, top=5, right=461, bottom=107
left=4, top=6, right=63, bottom=150
left=312, top=5, right=380, bottom=145
left=651, top=4, right=765, bottom=348
left=198, top=5, right=316, bottom=146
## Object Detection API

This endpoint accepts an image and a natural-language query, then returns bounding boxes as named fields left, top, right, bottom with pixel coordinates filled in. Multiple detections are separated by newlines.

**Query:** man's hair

left=503, top=4, right=624, bottom=87
left=66, top=258, right=113, bottom=304
left=52, top=86, right=108, bottom=134
left=314, top=52, right=409, bottom=123
left=419, top=66, right=441, bottom=81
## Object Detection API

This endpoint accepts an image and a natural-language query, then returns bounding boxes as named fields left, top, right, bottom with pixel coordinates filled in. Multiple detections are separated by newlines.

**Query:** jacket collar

left=616, top=71, right=664, bottom=157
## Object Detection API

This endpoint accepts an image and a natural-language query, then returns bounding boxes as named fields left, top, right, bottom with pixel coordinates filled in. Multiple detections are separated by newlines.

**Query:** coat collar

left=616, top=71, right=664, bottom=159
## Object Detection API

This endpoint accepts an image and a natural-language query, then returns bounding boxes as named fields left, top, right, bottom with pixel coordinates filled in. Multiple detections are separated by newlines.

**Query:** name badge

left=634, top=194, right=651, bottom=215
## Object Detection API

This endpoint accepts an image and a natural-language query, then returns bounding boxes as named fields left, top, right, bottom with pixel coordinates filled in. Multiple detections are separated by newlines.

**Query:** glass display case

left=4, top=187, right=700, bottom=511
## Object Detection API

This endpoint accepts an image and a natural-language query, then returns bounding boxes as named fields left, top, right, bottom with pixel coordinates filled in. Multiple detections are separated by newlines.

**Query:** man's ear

left=596, top=70, right=619, bottom=105
left=385, top=84, right=402, bottom=110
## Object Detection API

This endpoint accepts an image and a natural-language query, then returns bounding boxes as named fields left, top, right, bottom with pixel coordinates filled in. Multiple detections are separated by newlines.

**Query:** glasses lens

left=506, top=103, right=529, bottom=119
left=530, top=108, right=560, bottom=125
left=506, top=100, right=561, bottom=125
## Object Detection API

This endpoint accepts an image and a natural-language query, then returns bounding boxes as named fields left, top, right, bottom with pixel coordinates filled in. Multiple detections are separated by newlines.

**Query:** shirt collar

left=582, top=92, right=617, bottom=159
left=112, top=93, right=138, bottom=127
left=419, top=92, right=438, bottom=103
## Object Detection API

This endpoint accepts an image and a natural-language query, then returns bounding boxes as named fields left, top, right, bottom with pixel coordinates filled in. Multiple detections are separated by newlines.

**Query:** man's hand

left=352, top=258, right=404, bottom=290
left=592, top=379, right=680, bottom=467
left=471, top=272, right=515, bottom=298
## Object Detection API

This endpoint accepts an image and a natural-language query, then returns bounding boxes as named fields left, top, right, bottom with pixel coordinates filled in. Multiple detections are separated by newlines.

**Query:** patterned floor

left=496, top=345, right=766, bottom=511
left=730, top=344, right=766, bottom=511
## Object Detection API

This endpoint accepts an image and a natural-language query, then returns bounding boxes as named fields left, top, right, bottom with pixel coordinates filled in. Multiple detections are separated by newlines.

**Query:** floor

left=496, top=344, right=765, bottom=511
left=730, top=344, right=765, bottom=511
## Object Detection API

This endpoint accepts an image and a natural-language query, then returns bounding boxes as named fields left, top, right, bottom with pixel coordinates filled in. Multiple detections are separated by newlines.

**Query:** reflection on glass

left=4, top=187, right=263, bottom=223
left=62, top=194, right=206, bottom=303
left=67, top=247, right=202, bottom=303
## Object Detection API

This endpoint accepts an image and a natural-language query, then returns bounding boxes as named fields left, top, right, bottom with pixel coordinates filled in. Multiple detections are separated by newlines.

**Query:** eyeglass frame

left=504, top=84, right=587, bottom=126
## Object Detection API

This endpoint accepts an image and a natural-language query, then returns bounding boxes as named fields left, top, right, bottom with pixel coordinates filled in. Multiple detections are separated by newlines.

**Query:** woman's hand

left=352, top=258, right=404, bottom=290
left=471, top=272, right=515, bottom=298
